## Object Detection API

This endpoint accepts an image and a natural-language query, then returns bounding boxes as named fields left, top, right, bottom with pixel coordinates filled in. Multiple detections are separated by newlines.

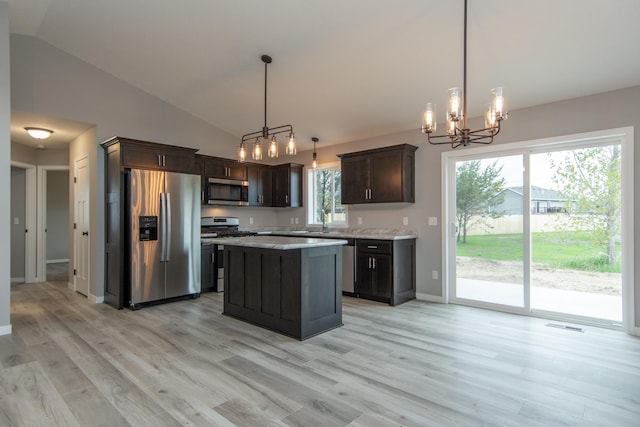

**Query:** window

left=307, top=163, right=346, bottom=226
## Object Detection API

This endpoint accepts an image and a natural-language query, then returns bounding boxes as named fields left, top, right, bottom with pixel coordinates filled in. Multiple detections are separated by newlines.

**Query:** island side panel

left=223, top=245, right=302, bottom=338
left=223, top=243, right=343, bottom=340
left=300, top=245, right=343, bottom=340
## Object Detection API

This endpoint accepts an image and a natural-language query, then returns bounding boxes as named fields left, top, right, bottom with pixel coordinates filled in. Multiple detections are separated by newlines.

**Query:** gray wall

left=10, top=167, right=25, bottom=280
left=296, top=86, right=640, bottom=328
left=5, top=31, right=639, bottom=332
left=46, top=170, right=69, bottom=261
left=1, top=0, right=11, bottom=333
left=11, top=141, right=69, bottom=166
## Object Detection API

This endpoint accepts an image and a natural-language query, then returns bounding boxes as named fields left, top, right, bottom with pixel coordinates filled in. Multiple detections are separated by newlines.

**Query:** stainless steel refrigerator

left=129, top=168, right=200, bottom=307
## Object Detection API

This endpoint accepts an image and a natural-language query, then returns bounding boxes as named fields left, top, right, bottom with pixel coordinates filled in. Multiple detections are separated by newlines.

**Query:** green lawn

left=456, top=231, right=621, bottom=273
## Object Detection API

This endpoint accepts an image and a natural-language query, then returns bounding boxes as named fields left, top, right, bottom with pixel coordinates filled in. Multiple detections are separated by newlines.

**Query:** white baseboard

left=89, top=294, right=104, bottom=304
left=47, top=259, right=70, bottom=264
left=416, top=293, right=444, bottom=303
left=0, top=324, right=12, bottom=336
left=10, top=277, right=25, bottom=283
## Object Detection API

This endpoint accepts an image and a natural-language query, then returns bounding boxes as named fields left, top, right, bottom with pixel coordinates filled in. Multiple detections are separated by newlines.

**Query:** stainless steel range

left=201, top=217, right=256, bottom=292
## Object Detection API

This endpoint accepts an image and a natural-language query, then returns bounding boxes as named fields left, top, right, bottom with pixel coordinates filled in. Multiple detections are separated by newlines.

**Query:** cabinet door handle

left=211, top=253, right=215, bottom=263
left=285, top=194, right=288, bottom=204
left=368, top=256, right=372, bottom=269
left=372, top=257, right=376, bottom=269
left=157, top=154, right=162, bottom=166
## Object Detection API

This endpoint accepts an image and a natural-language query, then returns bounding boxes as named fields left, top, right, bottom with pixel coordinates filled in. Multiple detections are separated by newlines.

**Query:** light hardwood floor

left=2, top=281, right=639, bottom=426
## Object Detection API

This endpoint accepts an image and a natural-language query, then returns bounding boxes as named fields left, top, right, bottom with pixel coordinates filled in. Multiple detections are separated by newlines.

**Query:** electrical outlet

left=13, top=217, right=19, bottom=225
left=432, top=270, right=439, bottom=280
left=295, top=217, right=299, bottom=225
left=290, top=217, right=294, bottom=224
left=249, top=217, right=254, bottom=225
left=357, top=217, right=363, bottom=225
left=402, top=217, right=408, bottom=226
left=428, top=216, right=438, bottom=226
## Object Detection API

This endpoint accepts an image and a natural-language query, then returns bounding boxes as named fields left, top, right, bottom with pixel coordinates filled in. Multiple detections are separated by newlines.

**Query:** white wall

left=10, top=167, right=25, bottom=281
left=1, top=0, right=12, bottom=334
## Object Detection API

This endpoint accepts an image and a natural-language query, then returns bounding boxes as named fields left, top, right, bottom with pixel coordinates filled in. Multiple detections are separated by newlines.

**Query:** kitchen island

left=204, top=235, right=347, bottom=340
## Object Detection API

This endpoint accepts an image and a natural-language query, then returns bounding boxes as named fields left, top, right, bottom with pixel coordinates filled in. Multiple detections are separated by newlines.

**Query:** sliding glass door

left=445, top=129, right=631, bottom=329
left=453, top=154, right=526, bottom=309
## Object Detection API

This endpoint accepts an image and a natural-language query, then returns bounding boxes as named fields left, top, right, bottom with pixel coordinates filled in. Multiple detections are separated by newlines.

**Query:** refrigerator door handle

left=160, top=192, right=167, bottom=262
left=165, top=192, right=172, bottom=261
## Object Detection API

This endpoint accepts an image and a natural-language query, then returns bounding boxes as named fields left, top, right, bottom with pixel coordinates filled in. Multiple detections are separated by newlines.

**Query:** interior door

left=74, top=156, right=90, bottom=296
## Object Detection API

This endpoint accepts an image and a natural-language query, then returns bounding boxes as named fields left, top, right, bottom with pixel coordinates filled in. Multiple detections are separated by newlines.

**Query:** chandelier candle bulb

left=447, top=115, right=456, bottom=136
left=252, top=139, right=263, bottom=160
left=422, top=103, right=436, bottom=133
left=286, top=133, right=296, bottom=155
left=268, top=136, right=278, bottom=158
left=238, top=142, right=247, bottom=162
left=448, top=87, right=462, bottom=120
left=485, top=103, right=497, bottom=129
left=491, top=87, right=507, bottom=119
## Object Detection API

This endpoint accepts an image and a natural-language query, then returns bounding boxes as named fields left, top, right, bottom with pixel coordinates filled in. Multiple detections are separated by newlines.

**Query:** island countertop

left=201, top=235, right=348, bottom=250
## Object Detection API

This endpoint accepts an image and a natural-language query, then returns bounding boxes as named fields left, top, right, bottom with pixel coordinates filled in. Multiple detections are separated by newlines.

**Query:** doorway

left=444, top=128, right=634, bottom=332
left=42, top=168, right=70, bottom=282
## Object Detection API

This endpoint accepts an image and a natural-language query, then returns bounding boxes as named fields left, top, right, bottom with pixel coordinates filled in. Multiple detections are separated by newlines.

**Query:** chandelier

left=238, top=54, right=296, bottom=162
left=421, top=0, right=508, bottom=148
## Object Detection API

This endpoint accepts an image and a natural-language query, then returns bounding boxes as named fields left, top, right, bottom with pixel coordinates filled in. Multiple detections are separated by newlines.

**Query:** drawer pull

left=367, top=245, right=378, bottom=249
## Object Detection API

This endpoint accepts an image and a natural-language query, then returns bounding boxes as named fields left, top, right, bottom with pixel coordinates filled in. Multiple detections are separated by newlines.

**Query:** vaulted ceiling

left=9, top=0, right=640, bottom=151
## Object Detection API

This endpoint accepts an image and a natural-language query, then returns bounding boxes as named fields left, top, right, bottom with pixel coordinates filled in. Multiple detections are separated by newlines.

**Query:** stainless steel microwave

left=207, top=177, right=249, bottom=206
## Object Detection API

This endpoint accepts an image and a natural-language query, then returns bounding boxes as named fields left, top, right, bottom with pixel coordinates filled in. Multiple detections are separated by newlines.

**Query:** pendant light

left=311, top=137, right=319, bottom=169
left=421, top=0, right=508, bottom=148
left=239, top=54, right=296, bottom=162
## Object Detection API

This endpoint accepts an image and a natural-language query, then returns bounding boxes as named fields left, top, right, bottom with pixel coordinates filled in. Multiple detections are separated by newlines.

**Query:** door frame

left=10, top=161, right=37, bottom=283
left=37, top=165, right=70, bottom=283
left=441, top=127, right=635, bottom=335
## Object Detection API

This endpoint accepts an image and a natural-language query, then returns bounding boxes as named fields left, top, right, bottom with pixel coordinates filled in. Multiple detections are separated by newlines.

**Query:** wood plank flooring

left=2, top=280, right=639, bottom=426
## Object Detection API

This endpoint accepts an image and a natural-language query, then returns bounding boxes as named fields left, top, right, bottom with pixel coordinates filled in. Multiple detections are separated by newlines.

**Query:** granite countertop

left=201, top=235, right=348, bottom=250
left=245, top=227, right=417, bottom=240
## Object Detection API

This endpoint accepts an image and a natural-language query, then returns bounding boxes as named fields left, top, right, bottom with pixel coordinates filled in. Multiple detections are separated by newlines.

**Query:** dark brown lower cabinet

left=356, top=238, right=416, bottom=306
left=223, top=244, right=343, bottom=340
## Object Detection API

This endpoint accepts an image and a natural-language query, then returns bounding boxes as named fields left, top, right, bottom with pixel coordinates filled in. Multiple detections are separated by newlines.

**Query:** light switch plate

left=402, top=217, right=408, bottom=226
left=428, top=217, right=437, bottom=226
left=357, top=217, right=363, bottom=225
left=249, top=217, right=254, bottom=225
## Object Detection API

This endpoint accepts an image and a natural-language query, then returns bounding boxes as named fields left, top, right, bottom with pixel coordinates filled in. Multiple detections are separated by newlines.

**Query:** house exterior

left=490, top=185, right=568, bottom=215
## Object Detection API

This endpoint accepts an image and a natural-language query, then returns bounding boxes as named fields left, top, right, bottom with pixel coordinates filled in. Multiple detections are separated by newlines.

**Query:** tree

left=550, top=145, right=621, bottom=265
left=456, top=160, right=506, bottom=243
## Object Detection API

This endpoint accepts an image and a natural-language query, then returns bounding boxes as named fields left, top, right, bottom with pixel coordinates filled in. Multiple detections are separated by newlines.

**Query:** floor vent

left=546, top=323, right=584, bottom=332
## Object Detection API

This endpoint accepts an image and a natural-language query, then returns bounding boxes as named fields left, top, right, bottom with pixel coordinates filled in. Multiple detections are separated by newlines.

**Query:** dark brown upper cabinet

left=106, top=136, right=199, bottom=174
left=338, top=144, right=418, bottom=204
left=247, top=163, right=273, bottom=207
left=198, top=155, right=247, bottom=181
left=272, top=163, right=303, bottom=207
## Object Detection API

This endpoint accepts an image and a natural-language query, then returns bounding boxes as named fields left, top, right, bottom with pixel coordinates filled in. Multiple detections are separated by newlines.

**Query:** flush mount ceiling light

left=25, top=127, right=54, bottom=139
left=311, top=137, right=319, bottom=169
left=421, top=0, right=508, bottom=149
left=238, top=54, right=296, bottom=162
